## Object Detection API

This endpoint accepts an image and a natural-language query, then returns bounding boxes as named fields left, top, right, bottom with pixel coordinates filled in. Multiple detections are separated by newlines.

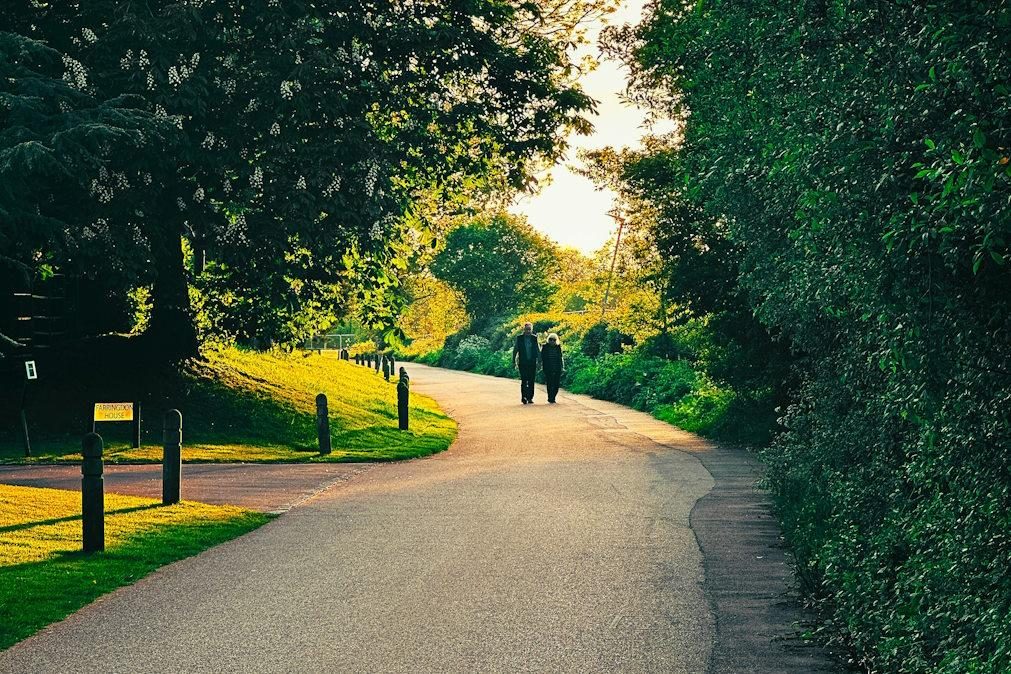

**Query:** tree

left=398, top=273, right=468, bottom=355
left=0, top=29, right=171, bottom=348
left=431, top=213, right=559, bottom=322
left=3, top=0, right=605, bottom=356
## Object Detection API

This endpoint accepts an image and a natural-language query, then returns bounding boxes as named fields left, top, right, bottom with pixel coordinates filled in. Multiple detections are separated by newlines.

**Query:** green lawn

left=0, top=483, right=270, bottom=651
left=0, top=348, right=456, bottom=464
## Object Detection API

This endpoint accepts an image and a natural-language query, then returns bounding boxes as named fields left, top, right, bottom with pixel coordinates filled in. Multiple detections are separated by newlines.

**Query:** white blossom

left=62, top=55, right=88, bottom=89
left=323, top=174, right=342, bottom=198
left=365, top=160, right=380, bottom=197
left=280, top=80, right=301, bottom=100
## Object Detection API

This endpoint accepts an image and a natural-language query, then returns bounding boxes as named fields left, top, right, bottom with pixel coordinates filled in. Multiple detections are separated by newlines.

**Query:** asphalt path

left=0, top=364, right=834, bottom=673
left=0, top=463, right=369, bottom=513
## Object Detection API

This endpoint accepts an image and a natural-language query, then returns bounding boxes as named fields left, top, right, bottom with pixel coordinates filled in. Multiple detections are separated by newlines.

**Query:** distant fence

left=302, top=333, right=356, bottom=351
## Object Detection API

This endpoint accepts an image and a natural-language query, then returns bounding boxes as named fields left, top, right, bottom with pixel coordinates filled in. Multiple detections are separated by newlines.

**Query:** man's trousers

left=519, top=364, right=536, bottom=402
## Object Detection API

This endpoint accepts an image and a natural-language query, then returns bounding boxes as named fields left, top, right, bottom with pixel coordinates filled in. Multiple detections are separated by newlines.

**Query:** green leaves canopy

left=431, top=213, right=559, bottom=322
left=1, top=0, right=598, bottom=351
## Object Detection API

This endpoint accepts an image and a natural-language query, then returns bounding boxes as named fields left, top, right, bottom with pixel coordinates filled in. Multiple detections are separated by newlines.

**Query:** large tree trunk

left=146, top=220, right=198, bottom=361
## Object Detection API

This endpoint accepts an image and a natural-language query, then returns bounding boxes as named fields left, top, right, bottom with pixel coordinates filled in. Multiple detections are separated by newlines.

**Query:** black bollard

left=397, top=368, right=410, bottom=431
left=163, top=409, right=182, bottom=505
left=374, top=353, right=381, bottom=374
left=382, top=355, right=391, bottom=382
left=132, top=400, right=142, bottom=449
left=316, top=393, right=332, bottom=454
left=81, top=432, right=105, bottom=552
left=389, top=354, right=396, bottom=373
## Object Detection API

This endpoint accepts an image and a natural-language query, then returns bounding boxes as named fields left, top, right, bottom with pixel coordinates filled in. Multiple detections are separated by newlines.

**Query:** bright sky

left=510, top=1, right=662, bottom=255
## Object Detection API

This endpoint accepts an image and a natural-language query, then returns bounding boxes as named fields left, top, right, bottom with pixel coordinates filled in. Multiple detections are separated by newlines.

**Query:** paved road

left=0, top=364, right=833, bottom=673
left=0, top=463, right=369, bottom=513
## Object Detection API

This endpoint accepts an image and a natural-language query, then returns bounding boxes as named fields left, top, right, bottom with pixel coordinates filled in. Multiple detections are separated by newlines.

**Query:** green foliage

left=1, top=1, right=601, bottom=353
left=0, top=30, right=169, bottom=301
left=606, top=1, right=1011, bottom=671
left=431, top=213, right=559, bottom=322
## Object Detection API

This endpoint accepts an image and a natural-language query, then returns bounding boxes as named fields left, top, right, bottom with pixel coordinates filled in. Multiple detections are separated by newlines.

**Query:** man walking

left=513, top=322, right=540, bottom=404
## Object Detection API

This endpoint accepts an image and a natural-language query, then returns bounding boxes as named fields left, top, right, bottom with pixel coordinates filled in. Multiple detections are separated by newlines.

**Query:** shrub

left=451, top=334, right=491, bottom=370
left=581, top=322, right=608, bottom=358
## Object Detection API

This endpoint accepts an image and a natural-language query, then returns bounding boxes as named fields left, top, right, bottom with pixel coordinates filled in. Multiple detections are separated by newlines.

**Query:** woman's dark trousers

left=545, top=369, right=561, bottom=402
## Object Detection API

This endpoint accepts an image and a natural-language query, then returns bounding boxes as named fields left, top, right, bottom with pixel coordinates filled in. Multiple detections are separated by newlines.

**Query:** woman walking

left=541, top=333, right=564, bottom=404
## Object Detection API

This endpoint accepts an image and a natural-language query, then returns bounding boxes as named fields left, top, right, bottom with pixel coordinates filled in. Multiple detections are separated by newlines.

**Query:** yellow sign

left=94, top=403, right=134, bottom=422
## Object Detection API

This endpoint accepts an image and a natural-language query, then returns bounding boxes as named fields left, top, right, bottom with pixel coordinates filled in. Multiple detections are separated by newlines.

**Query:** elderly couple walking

left=512, top=322, right=564, bottom=404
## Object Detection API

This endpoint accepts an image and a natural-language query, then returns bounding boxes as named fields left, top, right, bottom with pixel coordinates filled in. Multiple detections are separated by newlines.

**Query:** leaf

left=951, top=150, right=964, bottom=165
left=972, top=129, right=985, bottom=149
left=924, top=139, right=935, bottom=150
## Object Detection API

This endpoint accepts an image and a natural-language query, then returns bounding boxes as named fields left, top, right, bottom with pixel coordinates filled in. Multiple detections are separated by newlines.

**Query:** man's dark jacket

left=513, top=333, right=539, bottom=368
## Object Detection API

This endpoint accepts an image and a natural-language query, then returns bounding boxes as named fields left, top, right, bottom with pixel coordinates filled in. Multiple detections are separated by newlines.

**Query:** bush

left=451, top=334, right=491, bottom=370
left=581, top=322, right=608, bottom=358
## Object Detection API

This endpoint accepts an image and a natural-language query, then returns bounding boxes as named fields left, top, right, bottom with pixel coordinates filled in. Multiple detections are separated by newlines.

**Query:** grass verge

left=0, top=347, right=456, bottom=464
left=0, top=483, right=270, bottom=651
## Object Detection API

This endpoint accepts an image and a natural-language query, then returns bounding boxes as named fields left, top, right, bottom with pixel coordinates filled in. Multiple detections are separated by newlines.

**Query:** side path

left=552, top=385, right=838, bottom=673
left=0, top=364, right=834, bottom=673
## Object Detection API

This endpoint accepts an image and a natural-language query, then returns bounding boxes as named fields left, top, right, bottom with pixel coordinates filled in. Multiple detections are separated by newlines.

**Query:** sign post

left=92, top=403, right=140, bottom=448
left=20, top=360, right=36, bottom=457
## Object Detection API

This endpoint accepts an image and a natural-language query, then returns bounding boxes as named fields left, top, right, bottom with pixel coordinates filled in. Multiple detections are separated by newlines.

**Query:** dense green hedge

left=608, top=2, right=1011, bottom=671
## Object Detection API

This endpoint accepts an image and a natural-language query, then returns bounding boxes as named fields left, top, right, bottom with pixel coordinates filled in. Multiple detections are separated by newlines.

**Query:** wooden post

left=382, top=355, right=391, bottom=382
left=19, top=380, right=30, bottom=457
left=374, top=353, right=380, bottom=374
left=316, top=393, right=332, bottom=454
left=397, top=368, right=410, bottom=431
left=81, top=432, right=104, bottom=552
left=132, top=400, right=142, bottom=449
left=163, top=409, right=182, bottom=505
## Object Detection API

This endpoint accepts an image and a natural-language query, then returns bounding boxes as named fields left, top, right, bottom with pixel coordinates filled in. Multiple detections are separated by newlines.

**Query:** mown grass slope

left=0, top=348, right=455, bottom=463
left=0, top=484, right=269, bottom=650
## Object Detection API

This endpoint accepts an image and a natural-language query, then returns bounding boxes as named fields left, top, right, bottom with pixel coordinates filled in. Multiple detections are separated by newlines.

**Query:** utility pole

left=601, top=210, right=626, bottom=318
